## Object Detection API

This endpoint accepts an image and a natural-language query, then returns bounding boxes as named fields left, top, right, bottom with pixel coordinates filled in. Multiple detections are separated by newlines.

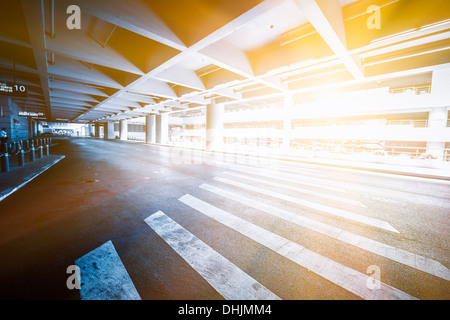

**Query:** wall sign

left=0, top=83, right=28, bottom=98
left=18, top=111, right=44, bottom=118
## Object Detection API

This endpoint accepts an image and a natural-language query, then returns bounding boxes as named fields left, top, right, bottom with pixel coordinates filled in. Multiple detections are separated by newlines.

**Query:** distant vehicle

left=372, top=149, right=386, bottom=156
left=419, top=153, right=439, bottom=160
left=41, top=128, right=55, bottom=136
left=363, top=143, right=386, bottom=156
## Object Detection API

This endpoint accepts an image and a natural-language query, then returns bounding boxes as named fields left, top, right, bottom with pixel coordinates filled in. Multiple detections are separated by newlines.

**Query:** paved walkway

left=0, top=155, right=65, bottom=202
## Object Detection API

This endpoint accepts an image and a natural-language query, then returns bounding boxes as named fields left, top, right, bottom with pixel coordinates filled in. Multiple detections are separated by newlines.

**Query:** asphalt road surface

left=0, top=138, right=449, bottom=300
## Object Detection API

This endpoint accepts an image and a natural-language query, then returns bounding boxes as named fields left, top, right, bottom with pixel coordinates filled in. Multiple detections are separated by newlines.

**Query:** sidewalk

left=0, top=154, right=65, bottom=202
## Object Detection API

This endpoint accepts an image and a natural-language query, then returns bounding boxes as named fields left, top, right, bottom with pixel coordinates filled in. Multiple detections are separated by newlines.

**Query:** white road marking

left=145, top=211, right=280, bottom=300
left=179, top=194, right=417, bottom=300
left=228, top=165, right=347, bottom=194
left=237, top=161, right=328, bottom=178
left=75, top=241, right=141, bottom=300
left=200, top=183, right=450, bottom=281
left=213, top=176, right=399, bottom=233
left=222, top=171, right=366, bottom=208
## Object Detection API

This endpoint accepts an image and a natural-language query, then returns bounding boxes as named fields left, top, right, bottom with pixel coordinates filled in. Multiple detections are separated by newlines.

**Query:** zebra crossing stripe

left=233, top=162, right=327, bottom=178
left=145, top=211, right=280, bottom=300
left=228, top=165, right=347, bottom=194
left=179, top=194, right=417, bottom=300
left=213, top=176, right=398, bottom=233
left=200, top=183, right=450, bottom=281
left=222, top=171, right=366, bottom=208
left=75, top=241, right=141, bottom=300
left=230, top=162, right=327, bottom=179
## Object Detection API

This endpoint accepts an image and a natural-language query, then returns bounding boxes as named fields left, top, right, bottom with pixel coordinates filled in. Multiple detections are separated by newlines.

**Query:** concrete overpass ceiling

left=0, top=0, right=449, bottom=123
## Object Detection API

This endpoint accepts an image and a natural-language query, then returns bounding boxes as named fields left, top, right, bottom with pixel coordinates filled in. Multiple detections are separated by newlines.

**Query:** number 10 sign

left=0, top=83, right=28, bottom=98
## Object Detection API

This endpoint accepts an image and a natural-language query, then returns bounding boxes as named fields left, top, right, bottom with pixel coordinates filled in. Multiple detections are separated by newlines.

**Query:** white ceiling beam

left=106, top=98, right=142, bottom=109
left=154, top=65, right=206, bottom=91
left=20, top=0, right=52, bottom=119
left=117, top=92, right=156, bottom=105
left=142, top=104, right=171, bottom=112
left=46, top=32, right=144, bottom=76
left=198, top=43, right=286, bottom=92
left=50, top=97, right=93, bottom=107
left=293, top=0, right=364, bottom=80
left=180, top=94, right=211, bottom=105
left=48, top=56, right=124, bottom=89
left=83, top=0, right=186, bottom=51
left=209, top=87, right=243, bottom=100
left=49, top=80, right=109, bottom=97
left=132, top=78, right=178, bottom=99
left=199, top=39, right=255, bottom=77
left=50, top=90, right=100, bottom=103
left=74, top=0, right=286, bottom=121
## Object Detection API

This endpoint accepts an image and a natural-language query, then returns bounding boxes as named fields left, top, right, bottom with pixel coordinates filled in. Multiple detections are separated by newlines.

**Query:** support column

left=88, top=124, right=95, bottom=137
left=156, top=114, right=168, bottom=144
left=119, top=119, right=128, bottom=141
left=33, top=120, right=38, bottom=137
left=146, top=115, right=156, bottom=144
left=426, top=107, right=448, bottom=159
left=282, top=93, right=293, bottom=152
left=94, top=123, right=101, bottom=138
left=104, top=122, right=115, bottom=140
left=427, top=69, right=450, bottom=159
left=206, top=101, right=224, bottom=150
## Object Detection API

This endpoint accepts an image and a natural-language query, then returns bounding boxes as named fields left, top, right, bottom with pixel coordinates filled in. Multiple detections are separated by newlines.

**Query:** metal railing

left=290, top=142, right=450, bottom=162
left=292, top=119, right=430, bottom=128
left=0, top=138, right=53, bottom=173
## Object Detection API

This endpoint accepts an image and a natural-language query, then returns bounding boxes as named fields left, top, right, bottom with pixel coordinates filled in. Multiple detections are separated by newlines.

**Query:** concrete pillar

left=104, top=122, right=115, bottom=140
left=88, top=124, right=95, bottom=137
left=282, top=93, right=293, bottom=152
left=28, top=119, right=37, bottom=138
left=206, top=101, right=224, bottom=150
left=156, top=114, right=168, bottom=144
left=94, top=123, right=101, bottom=138
left=119, top=119, right=128, bottom=141
left=426, top=107, right=448, bottom=159
left=33, top=120, right=38, bottom=137
left=146, top=115, right=156, bottom=144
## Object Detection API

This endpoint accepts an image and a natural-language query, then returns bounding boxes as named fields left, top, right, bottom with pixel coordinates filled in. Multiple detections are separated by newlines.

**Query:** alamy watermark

left=66, top=5, right=81, bottom=30
left=367, top=265, right=382, bottom=290
left=367, top=5, right=381, bottom=30
left=66, top=265, right=81, bottom=290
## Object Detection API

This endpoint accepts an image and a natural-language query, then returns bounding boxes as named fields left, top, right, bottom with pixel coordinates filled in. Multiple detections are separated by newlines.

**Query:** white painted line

left=213, top=176, right=399, bottom=233
left=222, top=171, right=366, bottom=208
left=145, top=211, right=280, bottom=300
left=236, top=161, right=328, bottom=178
left=0, top=156, right=65, bottom=203
left=228, top=165, right=347, bottom=194
left=230, top=162, right=326, bottom=178
left=75, top=241, right=141, bottom=300
left=200, top=184, right=450, bottom=281
left=179, top=194, right=416, bottom=300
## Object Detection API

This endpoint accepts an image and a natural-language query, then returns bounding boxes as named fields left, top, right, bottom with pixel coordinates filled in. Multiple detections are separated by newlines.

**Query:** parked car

left=419, top=153, right=439, bottom=160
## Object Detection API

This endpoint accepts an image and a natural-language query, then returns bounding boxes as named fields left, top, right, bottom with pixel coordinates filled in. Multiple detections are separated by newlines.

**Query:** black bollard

left=18, top=149, right=25, bottom=166
left=29, top=146, right=35, bottom=162
left=37, top=145, right=43, bottom=158
left=1, top=153, right=10, bottom=173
